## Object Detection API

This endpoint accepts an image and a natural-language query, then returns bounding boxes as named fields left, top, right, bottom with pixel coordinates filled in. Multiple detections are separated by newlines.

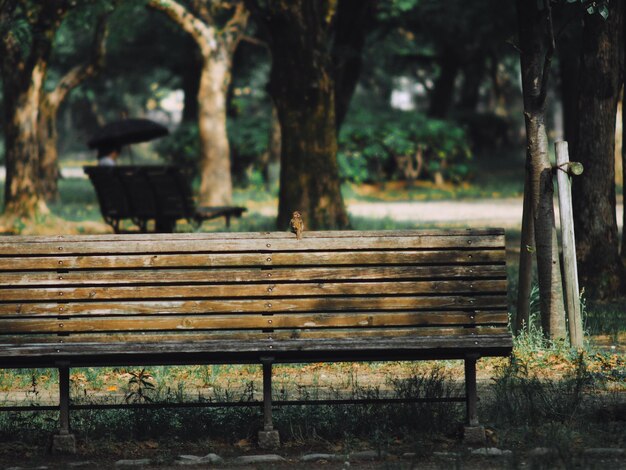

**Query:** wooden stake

left=555, top=141, right=584, bottom=348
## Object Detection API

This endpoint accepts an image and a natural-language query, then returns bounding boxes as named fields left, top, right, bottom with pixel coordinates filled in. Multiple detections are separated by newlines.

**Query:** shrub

left=338, top=109, right=473, bottom=184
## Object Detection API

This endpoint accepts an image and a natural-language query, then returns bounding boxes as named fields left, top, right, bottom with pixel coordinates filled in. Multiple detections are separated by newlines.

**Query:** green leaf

left=587, top=5, right=596, bottom=14
left=599, top=5, right=609, bottom=19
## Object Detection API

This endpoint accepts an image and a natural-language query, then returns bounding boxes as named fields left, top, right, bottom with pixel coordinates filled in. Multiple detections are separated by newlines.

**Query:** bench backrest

left=0, top=230, right=511, bottom=367
left=83, top=165, right=197, bottom=222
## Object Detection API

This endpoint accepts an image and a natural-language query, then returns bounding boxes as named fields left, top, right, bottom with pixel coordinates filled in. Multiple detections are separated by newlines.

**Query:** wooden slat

left=0, top=234, right=504, bottom=256
left=0, top=311, right=509, bottom=334
left=0, top=295, right=507, bottom=317
left=0, top=331, right=513, bottom=361
left=0, top=327, right=512, bottom=346
left=0, top=249, right=505, bottom=271
left=0, top=280, right=507, bottom=302
left=0, top=265, right=507, bottom=287
left=0, top=228, right=505, bottom=246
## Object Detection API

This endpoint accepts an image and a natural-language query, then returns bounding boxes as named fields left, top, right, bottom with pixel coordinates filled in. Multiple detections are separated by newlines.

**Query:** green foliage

left=156, top=122, right=199, bottom=169
left=338, top=109, right=472, bottom=184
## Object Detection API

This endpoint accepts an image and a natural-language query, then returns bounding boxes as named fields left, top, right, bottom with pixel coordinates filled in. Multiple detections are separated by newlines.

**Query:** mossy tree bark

left=572, top=1, right=624, bottom=299
left=0, top=1, right=70, bottom=220
left=516, top=0, right=566, bottom=339
left=148, top=0, right=249, bottom=206
left=245, top=0, right=350, bottom=230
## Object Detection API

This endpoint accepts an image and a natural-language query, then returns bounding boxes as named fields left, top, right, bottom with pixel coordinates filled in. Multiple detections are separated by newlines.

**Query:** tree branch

left=147, top=0, right=216, bottom=51
left=45, top=10, right=112, bottom=111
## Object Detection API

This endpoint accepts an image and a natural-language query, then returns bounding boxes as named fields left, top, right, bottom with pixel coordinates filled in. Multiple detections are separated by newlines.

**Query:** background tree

left=516, top=0, right=566, bottom=339
left=571, top=0, right=624, bottom=299
left=38, top=5, right=113, bottom=202
left=0, top=0, right=70, bottom=220
left=245, top=0, right=350, bottom=230
left=147, top=0, right=249, bottom=206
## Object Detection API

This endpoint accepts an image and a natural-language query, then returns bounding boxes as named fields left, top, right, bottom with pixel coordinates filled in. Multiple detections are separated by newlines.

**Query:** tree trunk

left=249, top=0, right=350, bottom=230
left=332, top=0, right=375, bottom=130
left=2, top=62, right=49, bottom=217
left=147, top=0, right=248, bottom=207
left=572, top=2, right=624, bottom=299
left=516, top=0, right=566, bottom=339
left=428, top=47, right=461, bottom=119
left=622, top=87, right=626, bottom=263
left=197, top=56, right=233, bottom=206
left=459, top=55, right=486, bottom=112
left=0, top=1, right=71, bottom=219
left=38, top=98, right=61, bottom=202
left=558, top=24, right=582, bottom=147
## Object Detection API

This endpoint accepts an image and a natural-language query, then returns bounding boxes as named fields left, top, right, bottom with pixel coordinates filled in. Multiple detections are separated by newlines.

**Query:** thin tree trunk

left=428, top=47, right=461, bottom=119
left=572, top=1, right=624, bottom=299
left=515, top=165, right=535, bottom=333
left=459, top=55, right=486, bottom=112
left=622, top=86, right=626, bottom=263
left=332, top=0, right=375, bottom=130
left=516, top=0, right=566, bottom=339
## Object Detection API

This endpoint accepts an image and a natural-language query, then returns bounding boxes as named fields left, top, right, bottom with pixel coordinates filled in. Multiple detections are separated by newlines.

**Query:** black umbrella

left=87, top=118, right=169, bottom=150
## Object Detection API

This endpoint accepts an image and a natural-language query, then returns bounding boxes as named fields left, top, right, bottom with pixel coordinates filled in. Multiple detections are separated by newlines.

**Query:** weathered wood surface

left=0, top=229, right=511, bottom=366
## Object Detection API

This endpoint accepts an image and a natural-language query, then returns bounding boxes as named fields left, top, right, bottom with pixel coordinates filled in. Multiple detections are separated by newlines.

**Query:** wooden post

left=555, top=141, right=584, bottom=348
left=464, top=355, right=479, bottom=426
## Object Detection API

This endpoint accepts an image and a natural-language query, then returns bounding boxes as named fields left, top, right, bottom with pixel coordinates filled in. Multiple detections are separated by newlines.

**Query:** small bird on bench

left=290, top=211, right=304, bottom=240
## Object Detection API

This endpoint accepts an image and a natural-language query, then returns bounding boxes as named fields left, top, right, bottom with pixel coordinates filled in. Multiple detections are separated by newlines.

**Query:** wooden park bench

left=0, top=229, right=511, bottom=452
left=83, top=165, right=246, bottom=233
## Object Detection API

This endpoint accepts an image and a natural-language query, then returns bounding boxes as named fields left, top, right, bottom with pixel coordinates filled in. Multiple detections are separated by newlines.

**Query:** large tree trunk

left=572, top=2, right=624, bottom=299
left=3, top=62, right=49, bottom=217
left=248, top=0, right=349, bottom=230
left=516, top=0, right=566, bottom=339
left=197, top=56, right=233, bottom=206
left=148, top=0, right=248, bottom=207
left=1, top=1, right=70, bottom=220
left=38, top=98, right=61, bottom=203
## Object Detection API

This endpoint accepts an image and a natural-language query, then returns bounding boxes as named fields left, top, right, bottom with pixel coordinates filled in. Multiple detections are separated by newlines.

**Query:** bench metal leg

left=262, top=358, right=274, bottom=431
left=258, top=357, right=280, bottom=449
left=59, top=364, right=71, bottom=434
left=51, top=363, right=76, bottom=454
left=463, top=355, right=486, bottom=445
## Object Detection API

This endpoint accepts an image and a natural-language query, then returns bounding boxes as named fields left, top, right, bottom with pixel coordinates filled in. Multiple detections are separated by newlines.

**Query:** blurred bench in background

left=83, top=165, right=246, bottom=233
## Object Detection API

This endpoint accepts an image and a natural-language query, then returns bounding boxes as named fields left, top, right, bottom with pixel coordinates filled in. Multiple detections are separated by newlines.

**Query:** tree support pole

left=555, top=141, right=584, bottom=348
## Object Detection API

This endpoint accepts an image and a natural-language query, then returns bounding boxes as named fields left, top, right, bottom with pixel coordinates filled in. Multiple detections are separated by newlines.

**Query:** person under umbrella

left=97, top=144, right=122, bottom=166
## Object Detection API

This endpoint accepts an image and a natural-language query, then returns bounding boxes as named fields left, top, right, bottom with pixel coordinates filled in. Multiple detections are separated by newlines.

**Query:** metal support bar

left=260, top=356, right=275, bottom=431
left=57, top=362, right=71, bottom=434
left=464, top=355, right=479, bottom=426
